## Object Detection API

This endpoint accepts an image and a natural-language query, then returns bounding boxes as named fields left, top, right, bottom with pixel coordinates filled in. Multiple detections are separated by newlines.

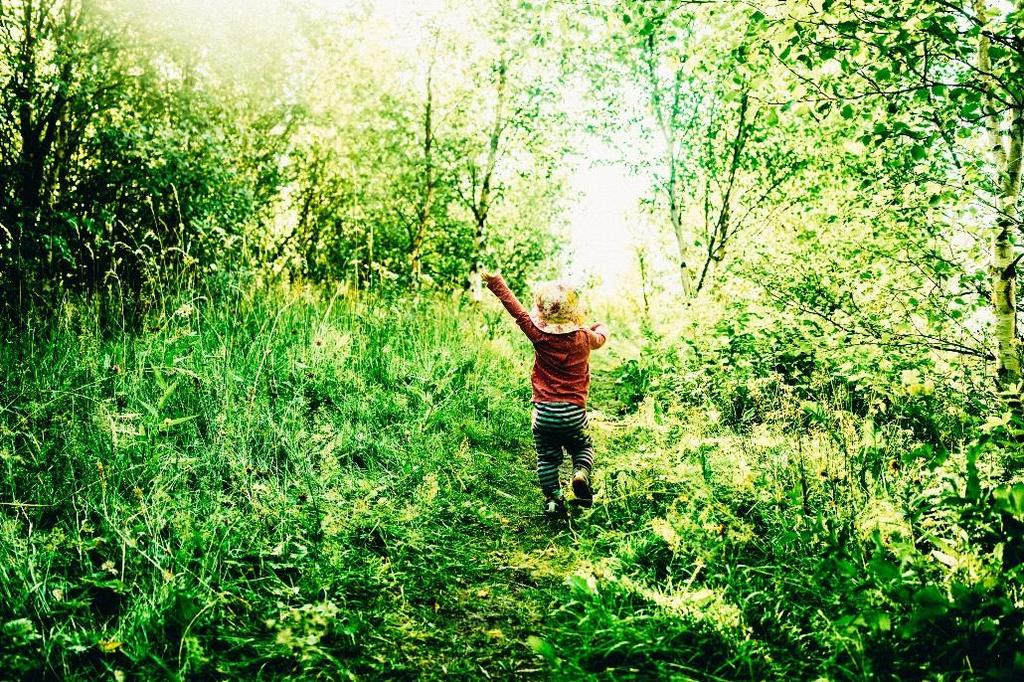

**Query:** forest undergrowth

left=2, top=283, right=1022, bottom=680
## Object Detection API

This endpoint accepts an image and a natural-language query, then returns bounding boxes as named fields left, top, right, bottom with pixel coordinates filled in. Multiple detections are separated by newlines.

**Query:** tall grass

left=0, top=284, right=542, bottom=679
left=2, top=284, right=1022, bottom=680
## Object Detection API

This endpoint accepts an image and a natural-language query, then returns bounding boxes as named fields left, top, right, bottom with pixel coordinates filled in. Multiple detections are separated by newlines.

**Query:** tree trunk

left=992, top=116, right=1023, bottom=387
left=992, top=222, right=1020, bottom=386
left=645, top=32, right=694, bottom=297
left=6, top=0, right=83, bottom=309
left=672, top=221, right=692, bottom=297
left=694, top=91, right=749, bottom=295
left=636, top=244, right=651, bottom=318
left=976, top=0, right=1024, bottom=387
left=410, top=51, right=437, bottom=287
left=469, top=56, right=507, bottom=301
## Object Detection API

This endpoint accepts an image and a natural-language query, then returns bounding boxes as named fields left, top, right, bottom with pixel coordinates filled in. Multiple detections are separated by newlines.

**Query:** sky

left=565, top=149, right=648, bottom=287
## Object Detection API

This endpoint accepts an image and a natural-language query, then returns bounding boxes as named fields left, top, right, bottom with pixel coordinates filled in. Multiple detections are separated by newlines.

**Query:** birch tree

left=458, top=54, right=508, bottom=297
left=975, top=0, right=1024, bottom=386
left=604, top=1, right=803, bottom=295
left=408, top=45, right=439, bottom=286
left=764, top=0, right=1024, bottom=388
left=454, top=0, right=566, bottom=297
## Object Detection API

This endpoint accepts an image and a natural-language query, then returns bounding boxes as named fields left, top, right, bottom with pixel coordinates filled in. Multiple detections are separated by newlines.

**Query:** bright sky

left=565, top=147, right=648, bottom=288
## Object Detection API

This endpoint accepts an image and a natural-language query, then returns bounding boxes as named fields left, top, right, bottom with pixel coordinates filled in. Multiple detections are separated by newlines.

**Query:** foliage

left=595, top=1, right=811, bottom=293
left=0, top=0, right=293, bottom=309
left=4, top=0, right=1024, bottom=678
left=4, top=289, right=1022, bottom=678
left=753, top=0, right=1024, bottom=382
left=1, top=0, right=572, bottom=315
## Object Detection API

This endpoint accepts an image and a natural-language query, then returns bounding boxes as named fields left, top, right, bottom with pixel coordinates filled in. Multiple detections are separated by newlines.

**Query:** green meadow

left=3, top=285, right=1021, bottom=679
left=3, top=0, right=1024, bottom=678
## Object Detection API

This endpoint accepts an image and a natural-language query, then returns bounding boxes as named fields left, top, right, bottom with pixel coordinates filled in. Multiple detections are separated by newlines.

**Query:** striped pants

left=532, top=402, right=594, bottom=495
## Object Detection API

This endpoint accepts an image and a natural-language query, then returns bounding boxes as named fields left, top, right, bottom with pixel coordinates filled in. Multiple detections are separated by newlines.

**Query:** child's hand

left=588, top=322, right=610, bottom=349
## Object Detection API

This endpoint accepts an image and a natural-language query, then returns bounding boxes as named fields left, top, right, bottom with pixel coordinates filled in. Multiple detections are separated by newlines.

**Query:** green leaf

left=867, top=611, right=891, bottom=632
left=833, top=558, right=858, bottom=576
left=801, top=401, right=827, bottom=424
left=566, top=574, right=595, bottom=594
left=157, top=378, right=182, bottom=411
left=914, top=585, right=948, bottom=617
left=160, top=415, right=199, bottom=430
left=869, top=557, right=901, bottom=581
left=841, top=104, right=854, bottom=119
left=911, top=145, right=927, bottom=161
left=527, top=635, right=558, bottom=661
left=994, top=484, right=1024, bottom=519
left=965, top=438, right=985, bottom=501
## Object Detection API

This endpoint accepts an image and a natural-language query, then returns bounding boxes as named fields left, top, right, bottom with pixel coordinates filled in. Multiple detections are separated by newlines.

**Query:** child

left=481, top=272, right=610, bottom=517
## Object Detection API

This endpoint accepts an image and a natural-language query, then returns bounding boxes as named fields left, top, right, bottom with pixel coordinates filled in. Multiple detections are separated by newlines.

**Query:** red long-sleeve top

left=487, top=275, right=608, bottom=407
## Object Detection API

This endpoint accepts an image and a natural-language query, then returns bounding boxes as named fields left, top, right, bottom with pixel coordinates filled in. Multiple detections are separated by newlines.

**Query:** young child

left=481, top=272, right=610, bottom=517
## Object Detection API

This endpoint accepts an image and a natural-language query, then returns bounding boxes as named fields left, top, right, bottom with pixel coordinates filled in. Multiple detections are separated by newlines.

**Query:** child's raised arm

left=482, top=272, right=544, bottom=342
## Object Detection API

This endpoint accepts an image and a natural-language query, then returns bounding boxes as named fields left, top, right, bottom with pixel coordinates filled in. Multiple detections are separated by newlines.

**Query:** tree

left=266, top=0, right=567, bottom=292
left=762, top=0, right=1024, bottom=387
left=0, top=0, right=295, bottom=313
left=453, top=0, right=568, bottom=295
left=459, top=53, right=509, bottom=297
left=408, top=38, right=440, bottom=287
left=598, top=1, right=804, bottom=295
left=1, top=0, right=122, bottom=304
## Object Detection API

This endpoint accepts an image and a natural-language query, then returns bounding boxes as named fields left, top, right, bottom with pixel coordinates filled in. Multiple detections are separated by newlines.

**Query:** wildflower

left=99, top=640, right=123, bottom=653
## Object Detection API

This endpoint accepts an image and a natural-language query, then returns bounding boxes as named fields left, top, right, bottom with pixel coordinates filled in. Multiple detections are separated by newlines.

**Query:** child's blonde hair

left=531, top=281, right=584, bottom=331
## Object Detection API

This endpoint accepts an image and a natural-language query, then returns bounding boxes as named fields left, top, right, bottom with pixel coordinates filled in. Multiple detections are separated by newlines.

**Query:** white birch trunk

left=976, top=0, right=1024, bottom=387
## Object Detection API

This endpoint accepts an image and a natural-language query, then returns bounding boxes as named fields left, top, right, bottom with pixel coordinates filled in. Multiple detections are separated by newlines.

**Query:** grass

left=1, top=284, right=1021, bottom=680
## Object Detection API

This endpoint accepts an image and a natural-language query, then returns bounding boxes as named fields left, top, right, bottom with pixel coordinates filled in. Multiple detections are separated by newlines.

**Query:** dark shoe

left=572, top=468, right=593, bottom=507
left=544, top=492, right=567, bottom=518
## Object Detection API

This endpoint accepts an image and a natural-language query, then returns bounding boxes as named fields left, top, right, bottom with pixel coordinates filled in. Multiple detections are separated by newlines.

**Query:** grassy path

left=15, top=295, right=998, bottom=680
left=355, top=439, right=590, bottom=679
left=354, top=376, right=708, bottom=680
left=7, top=294, right=659, bottom=680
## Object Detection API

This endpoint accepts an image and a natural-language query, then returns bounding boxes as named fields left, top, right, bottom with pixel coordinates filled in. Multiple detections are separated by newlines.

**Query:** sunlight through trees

left=2, top=0, right=1024, bottom=678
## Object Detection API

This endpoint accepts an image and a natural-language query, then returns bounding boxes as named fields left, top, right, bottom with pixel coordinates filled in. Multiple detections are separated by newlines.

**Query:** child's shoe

left=543, top=490, right=567, bottom=518
left=572, top=468, right=593, bottom=507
